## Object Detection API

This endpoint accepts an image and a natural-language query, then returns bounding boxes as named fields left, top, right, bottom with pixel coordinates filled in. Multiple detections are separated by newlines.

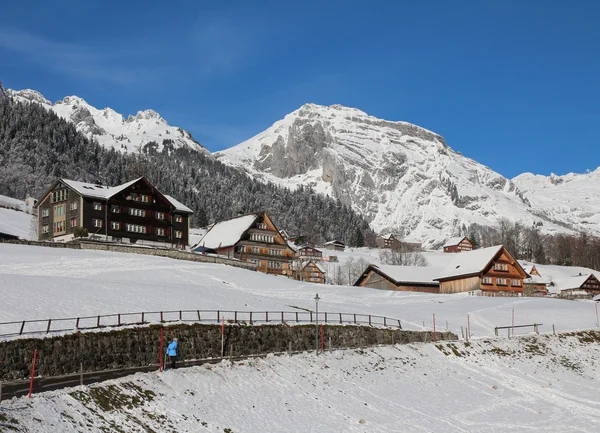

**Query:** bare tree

left=379, top=245, right=427, bottom=266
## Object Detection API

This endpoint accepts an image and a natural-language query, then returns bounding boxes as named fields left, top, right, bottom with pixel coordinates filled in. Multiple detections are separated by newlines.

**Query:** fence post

left=310, top=311, right=313, bottom=323
left=179, top=310, right=182, bottom=321
left=235, top=311, right=238, bottom=323
left=266, top=311, right=269, bottom=323
left=46, top=319, right=52, bottom=334
left=369, top=315, right=371, bottom=326
left=197, top=310, right=201, bottom=322
left=250, top=311, right=253, bottom=324
left=118, top=314, right=121, bottom=326
left=281, top=311, right=284, bottom=324
left=398, top=320, right=402, bottom=329
left=20, top=321, right=26, bottom=335
left=339, top=313, right=342, bottom=324
left=494, top=327, right=498, bottom=336
left=217, top=310, right=220, bottom=323
left=553, top=324, right=556, bottom=335
left=354, top=314, right=357, bottom=324
left=97, top=315, right=101, bottom=328
left=141, top=312, right=145, bottom=323
left=296, top=312, right=299, bottom=323
left=28, top=349, right=38, bottom=398
left=534, top=324, right=539, bottom=334
left=160, top=311, right=164, bottom=323
left=76, top=317, right=80, bottom=329
left=384, top=317, right=387, bottom=327
left=325, top=312, right=328, bottom=323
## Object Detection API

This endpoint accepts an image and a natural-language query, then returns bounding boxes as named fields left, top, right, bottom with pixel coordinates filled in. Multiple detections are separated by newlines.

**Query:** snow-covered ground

left=0, top=195, right=34, bottom=240
left=1, top=244, right=599, bottom=340
left=2, top=334, right=600, bottom=432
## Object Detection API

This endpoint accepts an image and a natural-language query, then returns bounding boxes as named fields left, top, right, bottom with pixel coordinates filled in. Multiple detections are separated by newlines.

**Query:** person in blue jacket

left=166, top=337, right=178, bottom=369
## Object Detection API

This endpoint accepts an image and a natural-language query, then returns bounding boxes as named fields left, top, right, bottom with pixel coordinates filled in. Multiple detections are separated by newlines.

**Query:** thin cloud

left=0, top=28, right=154, bottom=86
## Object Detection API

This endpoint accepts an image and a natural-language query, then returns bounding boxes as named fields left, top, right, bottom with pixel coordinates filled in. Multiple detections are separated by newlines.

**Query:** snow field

left=2, top=334, right=600, bottom=432
left=0, top=244, right=599, bottom=341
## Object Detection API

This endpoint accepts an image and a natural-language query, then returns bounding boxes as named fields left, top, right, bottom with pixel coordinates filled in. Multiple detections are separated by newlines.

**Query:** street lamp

left=315, top=293, right=320, bottom=355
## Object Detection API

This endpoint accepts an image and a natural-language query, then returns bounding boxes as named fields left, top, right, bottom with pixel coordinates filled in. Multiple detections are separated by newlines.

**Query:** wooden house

left=520, top=263, right=550, bottom=296
left=443, top=236, right=473, bottom=253
left=434, top=245, right=528, bottom=296
left=354, top=264, right=440, bottom=294
left=196, top=211, right=295, bottom=276
left=35, top=177, right=193, bottom=247
left=557, top=273, right=600, bottom=299
left=297, top=246, right=323, bottom=259
left=297, top=260, right=327, bottom=284
left=323, top=240, right=346, bottom=252
left=375, top=234, right=401, bottom=249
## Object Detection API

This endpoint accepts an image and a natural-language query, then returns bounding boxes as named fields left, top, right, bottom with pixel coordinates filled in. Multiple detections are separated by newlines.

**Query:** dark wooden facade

left=443, top=236, right=473, bottom=253
left=297, top=246, right=323, bottom=259
left=36, top=178, right=192, bottom=247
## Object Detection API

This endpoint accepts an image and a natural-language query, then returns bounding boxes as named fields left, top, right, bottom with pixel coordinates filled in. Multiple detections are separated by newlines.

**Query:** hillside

left=2, top=334, right=600, bottom=432
left=2, top=244, right=599, bottom=339
left=216, top=103, right=600, bottom=247
left=0, top=95, right=374, bottom=244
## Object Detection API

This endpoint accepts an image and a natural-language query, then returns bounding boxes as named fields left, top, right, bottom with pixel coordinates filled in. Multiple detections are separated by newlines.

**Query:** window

left=250, top=233, right=274, bottom=243
left=510, top=279, right=522, bottom=287
left=496, top=277, right=508, bottom=286
left=174, top=215, right=183, bottom=223
left=70, top=201, right=78, bottom=211
left=42, top=224, right=49, bottom=234
left=41, top=208, right=49, bottom=218
left=252, top=246, right=260, bottom=254
left=126, top=224, right=147, bottom=234
left=70, top=217, right=77, bottom=228
left=53, top=221, right=65, bottom=234
left=175, top=230, right=183, bottom=239
left=93, top=202, right=102, bottom=211
left=257, top=223, right=267, bottom=230
left=156, top=227, right=165, bottom=236
left=111, top=221, right=121, bottom=230
left=140, top=195, right=149, bottom=203
left=155, top=212, right=165, bottom=220
left=268, top=261, right=283, bottom=269
left=129, top=208, right=146, bottom=217
left=51, top=189, right=68, bottom=203
left=268, top=248, right=282, bottom=256
left=54, top=204, right=65, bottom=217
left=494, top=263, right=508, bottom=271
left=93, top=219, right=103, bottom=228
left=111, top=205, right=121, bottom=213
left=481, top=276, right=492, bottom=285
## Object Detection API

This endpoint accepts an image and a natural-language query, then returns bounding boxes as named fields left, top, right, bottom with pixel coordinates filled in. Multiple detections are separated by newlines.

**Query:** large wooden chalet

left=557, top=273, right=600, bottom=299
left=443, top=236, right=473, bottom=253
left=355, top=264, right=440, bottom=293
left=35, top=177, right=193, bottom=247
left=197, top=211, right=295, bottom=276
left=435, top=245, right=528, bottom=296
left=297, top=245, right=323, bottom=259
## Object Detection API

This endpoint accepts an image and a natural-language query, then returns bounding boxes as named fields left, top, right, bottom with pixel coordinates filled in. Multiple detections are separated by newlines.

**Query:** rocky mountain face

left=216, top=103, right=600, bottom=248
left=7, top=89, right=207, bottom=155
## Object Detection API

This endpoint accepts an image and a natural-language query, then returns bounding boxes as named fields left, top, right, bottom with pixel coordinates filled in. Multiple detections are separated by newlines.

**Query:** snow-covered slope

left=3, top=335, right=600, bottom=432
left=513, top=168, right=600, bottom=233
left=216, top=104, right=599, bottom=247
left=0, top=194, right=34, bottom=239
left=7, top=89, right=207, bottom=155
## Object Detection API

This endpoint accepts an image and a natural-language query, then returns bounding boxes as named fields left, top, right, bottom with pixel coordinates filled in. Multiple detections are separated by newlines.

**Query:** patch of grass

left=0, top=412, right=20, bottom=431
left=486, top=347, right=512, bottom=357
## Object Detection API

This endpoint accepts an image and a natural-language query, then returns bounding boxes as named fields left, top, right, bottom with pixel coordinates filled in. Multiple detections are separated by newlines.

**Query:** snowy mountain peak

left=7, top=87, right=207, bottom=155
left=217, top=104, right=599, bottom=247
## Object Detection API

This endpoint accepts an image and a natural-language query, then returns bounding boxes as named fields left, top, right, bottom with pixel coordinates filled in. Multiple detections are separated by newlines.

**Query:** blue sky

left=1, top=1, right=598, bottom=178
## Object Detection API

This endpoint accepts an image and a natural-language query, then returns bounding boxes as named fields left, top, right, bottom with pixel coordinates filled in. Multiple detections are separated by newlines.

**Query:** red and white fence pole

left=511, top=308, right=515, bottom=338
left=159, top=327, right=164, bottom=372
left=433, top=313, right=437, bottom=342
left=28, top=349, right=38, bottom=398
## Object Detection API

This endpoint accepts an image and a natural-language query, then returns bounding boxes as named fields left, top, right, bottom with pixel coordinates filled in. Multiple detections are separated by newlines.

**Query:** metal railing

left=494, top=323, right=542, bottom=337
left=0, top=309, right=403, bottom=338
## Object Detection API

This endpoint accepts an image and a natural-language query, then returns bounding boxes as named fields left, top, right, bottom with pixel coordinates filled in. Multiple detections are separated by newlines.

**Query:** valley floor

left=2, top=334, right=600, bottom=432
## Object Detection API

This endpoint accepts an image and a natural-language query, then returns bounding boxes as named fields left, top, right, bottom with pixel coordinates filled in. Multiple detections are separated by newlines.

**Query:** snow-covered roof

left=302, top=260, right=327, bottom=274
left=443, top=236, right=468, bottom=248
left=61, top=178, right=142, bottom=200
left=371, top=264, right=440, bottom=286
left=164, top=195, right=193, bottom=213
left=378, top=234, right=395, bottom=240
left=524, top=274, right=551, bottom=285
left=197, top=213, right=259, bottom=249
left=555, top=274, right=597, bottom=292
left=435, top=245, right=504, bottom=280
left=324, top=240, right=345, bottom=246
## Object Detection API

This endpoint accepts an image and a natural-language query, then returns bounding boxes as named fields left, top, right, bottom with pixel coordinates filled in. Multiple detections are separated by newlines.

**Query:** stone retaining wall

left=0, top=324, right=457, bottom=380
